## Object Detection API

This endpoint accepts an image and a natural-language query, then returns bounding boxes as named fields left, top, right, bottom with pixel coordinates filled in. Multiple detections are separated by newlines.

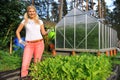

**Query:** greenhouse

left=55, top=8, right=118, bottom=53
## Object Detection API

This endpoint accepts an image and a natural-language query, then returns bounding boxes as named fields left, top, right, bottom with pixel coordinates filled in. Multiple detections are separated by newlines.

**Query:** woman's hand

left=19, top=39, right=26, bottom=46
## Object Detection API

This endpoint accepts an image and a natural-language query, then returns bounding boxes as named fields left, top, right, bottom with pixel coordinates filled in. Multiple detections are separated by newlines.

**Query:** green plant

left=0, top=0, right=26, bottom=50
left=0, top=50, right=22, bottom=71
left=43, top=20, right=56, bottom=51
left=111, top=52, right=120, bottom=65
left=29, top=54, right=112, bottom=80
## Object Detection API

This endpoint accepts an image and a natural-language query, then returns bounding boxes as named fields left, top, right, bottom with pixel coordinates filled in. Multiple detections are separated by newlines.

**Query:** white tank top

left=21, top=19, right=43, bottom=41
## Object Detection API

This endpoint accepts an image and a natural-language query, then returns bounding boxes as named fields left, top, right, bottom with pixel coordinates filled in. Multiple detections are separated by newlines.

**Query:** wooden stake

left=110, top=50, right=113, bottom=56
left=52, top=49, right=56, bottom=56
left=113, top=49, right=117, bottom=56
left=71, top=51, right=76, bottom=55
left=106, top=51, right=109, bottom=56
left=10, top=37, right=12, bottom=54
left=97, top=51, right=100, bottom=56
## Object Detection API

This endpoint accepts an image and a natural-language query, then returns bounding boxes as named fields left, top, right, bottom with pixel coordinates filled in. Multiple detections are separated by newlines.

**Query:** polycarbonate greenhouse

left=55, top=8, right=118, bottom=53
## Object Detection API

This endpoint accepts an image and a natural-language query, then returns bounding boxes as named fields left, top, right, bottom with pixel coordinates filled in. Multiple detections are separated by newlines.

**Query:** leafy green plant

left=0, top=0, right=26, bottom=50
left=29, top=54, right=112, bottom=80
left=111, top=52, right=120, bottom=65
left=0, top=50, right=22, bottom=71
left=43, top=20, right=56, bottom=51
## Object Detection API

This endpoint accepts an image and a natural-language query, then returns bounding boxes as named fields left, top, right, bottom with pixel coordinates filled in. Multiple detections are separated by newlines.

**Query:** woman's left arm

left=40, top=24, right=48, bottom=36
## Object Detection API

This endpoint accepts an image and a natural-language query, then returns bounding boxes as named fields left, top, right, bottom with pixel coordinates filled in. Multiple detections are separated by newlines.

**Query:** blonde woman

left=16, top=5, right=48, bottom=79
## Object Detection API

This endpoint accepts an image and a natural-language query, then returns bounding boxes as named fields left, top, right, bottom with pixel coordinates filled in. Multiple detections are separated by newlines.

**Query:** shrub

left=0, top=50, right=22, bottom=71
left=29, top=54, right=112, bottom=80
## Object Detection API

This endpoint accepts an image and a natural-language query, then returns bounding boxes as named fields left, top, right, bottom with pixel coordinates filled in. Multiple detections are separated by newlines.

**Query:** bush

left=0, top=50, right=22, bottom=71
left=29, top=54, right=112, bottom=80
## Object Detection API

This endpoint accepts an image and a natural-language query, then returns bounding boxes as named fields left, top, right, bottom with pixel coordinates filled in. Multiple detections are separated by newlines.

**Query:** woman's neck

left=29, top=18, right=34, bottom=20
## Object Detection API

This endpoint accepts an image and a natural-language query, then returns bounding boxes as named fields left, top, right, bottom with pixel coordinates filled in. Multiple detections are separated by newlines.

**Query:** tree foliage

left=63, top=0, right=68, bottom=16
left=110, top=0, right=120, bottom=40
left=0, top=0, right=26, bottom=50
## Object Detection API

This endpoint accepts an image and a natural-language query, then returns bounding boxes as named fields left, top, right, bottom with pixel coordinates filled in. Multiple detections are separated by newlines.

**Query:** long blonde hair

left=24, top=5, right=40, bottom=24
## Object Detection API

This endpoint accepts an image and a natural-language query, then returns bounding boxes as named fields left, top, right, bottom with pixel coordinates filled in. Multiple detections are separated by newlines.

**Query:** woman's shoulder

left=39, top=19, right=43, bottom=24
left=21, top=19, right=25, bottom=24
left=39, top=19, right=43, bottom=22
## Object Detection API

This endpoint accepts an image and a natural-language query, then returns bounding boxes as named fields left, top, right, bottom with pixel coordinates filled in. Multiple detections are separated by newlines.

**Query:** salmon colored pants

left=21, top=40, right=44, bottom=77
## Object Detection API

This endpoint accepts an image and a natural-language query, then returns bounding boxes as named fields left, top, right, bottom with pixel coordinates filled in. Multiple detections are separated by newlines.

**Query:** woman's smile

left=28, top=8, right=36, bottom=19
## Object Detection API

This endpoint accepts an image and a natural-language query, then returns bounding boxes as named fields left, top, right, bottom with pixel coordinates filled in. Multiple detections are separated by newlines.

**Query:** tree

left=0, top=0, right=26, bottom=52
left=110, top=0, right=120, bottom=40
left=63, top=0, right=67, bottom=16
left=51, top=1, right=59, bottom=22
left=58, top=0, right=63, bottom=21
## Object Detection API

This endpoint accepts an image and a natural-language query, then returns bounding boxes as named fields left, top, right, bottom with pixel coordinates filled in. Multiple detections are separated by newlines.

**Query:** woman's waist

left=25, top=34, right=43, bottom=41
left=26, top=39, right=43, bottom=43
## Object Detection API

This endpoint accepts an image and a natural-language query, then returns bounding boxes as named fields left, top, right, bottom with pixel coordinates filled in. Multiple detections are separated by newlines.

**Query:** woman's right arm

left=16, top=23, right=24, bottom=41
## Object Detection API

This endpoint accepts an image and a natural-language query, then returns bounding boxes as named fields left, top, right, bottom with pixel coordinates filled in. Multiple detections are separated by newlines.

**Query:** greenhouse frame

left=55, top=8, right=118, bottom=53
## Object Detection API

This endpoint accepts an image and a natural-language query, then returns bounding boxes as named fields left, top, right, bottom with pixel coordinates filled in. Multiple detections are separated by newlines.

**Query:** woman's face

left=27, top=8, right=36, bottom=19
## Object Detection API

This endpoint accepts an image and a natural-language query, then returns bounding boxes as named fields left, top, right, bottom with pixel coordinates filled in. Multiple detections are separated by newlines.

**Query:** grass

left=111, top=52, right=120, bottom=65
left=0, top=50, right=53, bottom=72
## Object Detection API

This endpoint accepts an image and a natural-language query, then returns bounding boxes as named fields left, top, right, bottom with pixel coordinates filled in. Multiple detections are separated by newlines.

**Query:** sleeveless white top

left=21, top=19, right=43, bottom=41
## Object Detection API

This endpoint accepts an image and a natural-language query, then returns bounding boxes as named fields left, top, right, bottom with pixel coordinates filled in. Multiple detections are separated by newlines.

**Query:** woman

left=16, top=5, right=48, bottom=79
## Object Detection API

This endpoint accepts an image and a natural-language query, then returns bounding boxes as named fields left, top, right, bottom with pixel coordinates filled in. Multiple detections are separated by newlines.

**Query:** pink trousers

left=21, top=40, right=44, bottom=77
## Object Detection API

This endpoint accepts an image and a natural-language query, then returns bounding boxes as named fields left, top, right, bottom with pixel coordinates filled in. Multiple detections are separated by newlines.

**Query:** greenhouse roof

left=56, top=8, right=98, bottom=27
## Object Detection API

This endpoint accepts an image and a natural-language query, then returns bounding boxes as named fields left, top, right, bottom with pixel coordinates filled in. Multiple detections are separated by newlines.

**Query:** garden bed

left=0, top=53, right=120, bottom=80
left=0, top=68, right=20, bottom=80
left=0, top=65, right=120, bottom=80
left=107, top=64, right=120, bottom=80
